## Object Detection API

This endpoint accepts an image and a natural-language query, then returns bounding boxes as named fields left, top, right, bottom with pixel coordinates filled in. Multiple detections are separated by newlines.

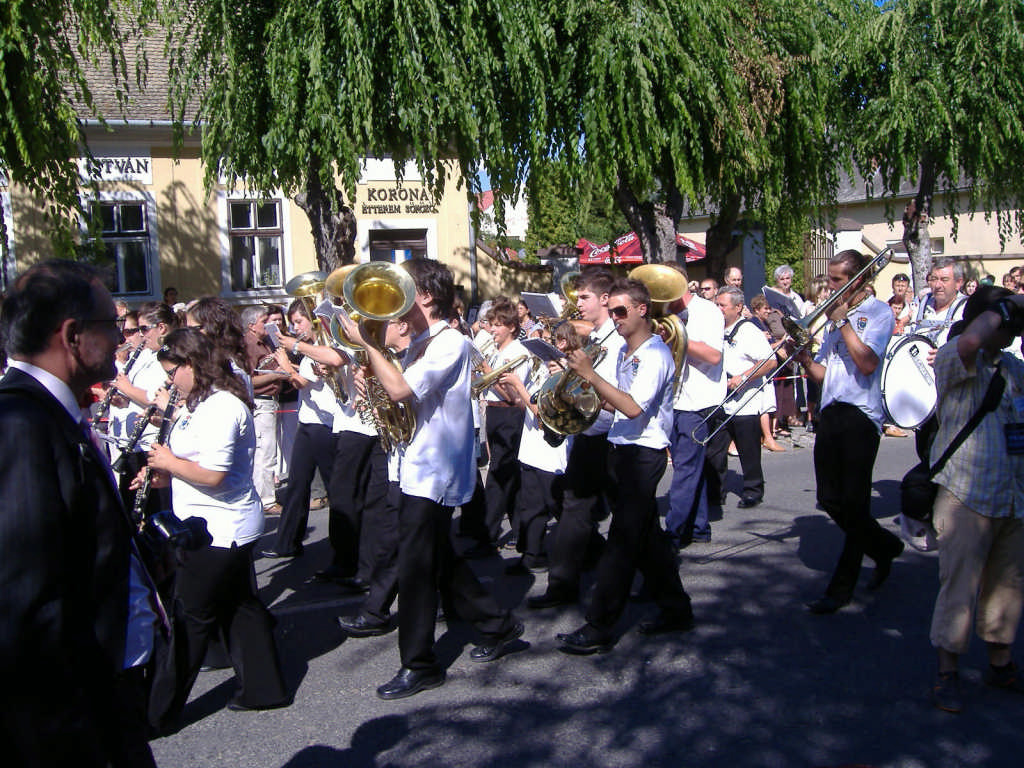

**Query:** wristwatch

left=833, top=318, right=849, bottom=331
left=292, top=338, right=301, bottom=354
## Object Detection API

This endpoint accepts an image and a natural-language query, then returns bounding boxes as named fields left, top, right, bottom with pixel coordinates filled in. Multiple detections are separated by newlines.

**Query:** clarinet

left=110, top=403, right=159, bottom=474
left=132, top=386, right=179, bottom=528
left=93, top=341, right=147, bottom=429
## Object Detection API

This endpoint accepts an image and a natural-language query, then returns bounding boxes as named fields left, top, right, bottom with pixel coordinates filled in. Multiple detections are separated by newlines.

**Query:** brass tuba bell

left=326, top=262, right=418, bottom=451
left=628, top=263, right=690, bottom=394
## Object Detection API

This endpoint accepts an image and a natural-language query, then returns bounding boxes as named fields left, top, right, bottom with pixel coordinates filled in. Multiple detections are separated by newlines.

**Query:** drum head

left=881, top=334, right=937, bottom=429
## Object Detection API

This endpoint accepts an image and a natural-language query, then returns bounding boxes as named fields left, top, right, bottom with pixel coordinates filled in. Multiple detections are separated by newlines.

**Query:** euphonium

left=535, top=342, right=607, bottom=436
left=628, top=263, right=690, bottom=395
left=327, top=262, right=418, bottom=452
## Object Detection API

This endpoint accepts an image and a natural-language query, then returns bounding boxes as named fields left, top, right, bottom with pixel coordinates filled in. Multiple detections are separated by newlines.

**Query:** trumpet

left=327, top=262, right=418, bottom=452
left=692, top=247, right=893, bottom=446
left=471, top=354, right=530, bottom=398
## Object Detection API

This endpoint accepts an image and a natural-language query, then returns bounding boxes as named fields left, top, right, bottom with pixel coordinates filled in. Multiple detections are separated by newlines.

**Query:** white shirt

left=608, top=334, right=675, bottom=449
left=815, top=295, right=895, bottom=429
left=913, top=291, right=967, bottom=346
left=583, top=317, right=627, bottom=436
left=484, top=339, right=533, bottom=403
left=297, top=357, right=342, bottom=426
left=673, top=294, right=726, bottom=411
left=722, top=319, right=774, bottom=417
left=168, top=390, right=264, bottom=547
left=331, top=358, right=377, bottom=436
left=518, top=370, right=571, bottom=473
left=400, top=322, right=476, bottom=506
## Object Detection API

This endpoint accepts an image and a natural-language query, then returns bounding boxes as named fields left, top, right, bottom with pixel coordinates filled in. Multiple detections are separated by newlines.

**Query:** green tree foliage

left=523, top=160, right=629, bottom=256
left=164, top=1, right=851, bottom=272
left=838, top=0, right=1024, bottom=291
left=0, top=0, right=152, bottom=278
left=552, top=0, right=848, bottom=272
left=165, top=0, right=559, bottom=271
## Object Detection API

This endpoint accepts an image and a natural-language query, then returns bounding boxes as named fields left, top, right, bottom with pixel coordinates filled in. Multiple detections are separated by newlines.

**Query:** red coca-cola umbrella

left=577, top=232, right=706, bottom=264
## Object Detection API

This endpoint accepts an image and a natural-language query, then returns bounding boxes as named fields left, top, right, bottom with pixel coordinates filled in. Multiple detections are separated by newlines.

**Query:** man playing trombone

left=792, top=249, right=904, bottom=614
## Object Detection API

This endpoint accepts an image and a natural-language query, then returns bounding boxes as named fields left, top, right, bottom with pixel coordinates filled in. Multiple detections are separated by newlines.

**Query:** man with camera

left=0, top=261, right=160, bottom=767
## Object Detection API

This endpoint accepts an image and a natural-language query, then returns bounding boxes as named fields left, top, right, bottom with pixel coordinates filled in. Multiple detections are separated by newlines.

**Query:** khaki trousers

left=930, top=487, right=1024, bottom=654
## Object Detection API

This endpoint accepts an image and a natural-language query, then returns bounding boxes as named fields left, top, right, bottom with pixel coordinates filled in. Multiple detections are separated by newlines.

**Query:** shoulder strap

left=725, top=318, right=752, bottom=345
left=930, top=360, right=1005, bottom=478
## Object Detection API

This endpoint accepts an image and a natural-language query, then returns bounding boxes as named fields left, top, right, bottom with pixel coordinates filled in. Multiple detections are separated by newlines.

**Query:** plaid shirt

left=931, top=343, right=1024, bottom=518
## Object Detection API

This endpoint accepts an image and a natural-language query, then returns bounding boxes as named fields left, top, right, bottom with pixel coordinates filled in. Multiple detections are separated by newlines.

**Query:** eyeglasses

left=138, top=325, right=154, bottom=334
left=701, top=286, right=715, bottom=293
left=608, top=304, right=631, bottom=319
left=122, top=327, right=141, bottom=335
left=163, top=365, right=180, bottom=381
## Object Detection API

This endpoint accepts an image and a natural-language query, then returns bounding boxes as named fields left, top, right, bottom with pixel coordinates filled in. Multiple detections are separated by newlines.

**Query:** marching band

left=4, top=249, right=1021, bottom=761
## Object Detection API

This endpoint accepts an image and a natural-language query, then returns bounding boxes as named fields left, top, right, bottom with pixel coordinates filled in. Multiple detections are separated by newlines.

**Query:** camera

left=146, top=510, right=212, bottom=551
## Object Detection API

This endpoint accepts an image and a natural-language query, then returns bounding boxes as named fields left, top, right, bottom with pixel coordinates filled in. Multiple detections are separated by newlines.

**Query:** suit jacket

left=0, top=367, right=136, bottom=767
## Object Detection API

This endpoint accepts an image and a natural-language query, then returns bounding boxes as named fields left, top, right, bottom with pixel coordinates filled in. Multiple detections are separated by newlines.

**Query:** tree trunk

left=704, top=193, right=744, bottom=282
left=902, top=154, right=936, bottom=296
left=294, top=158, right=357, bottom=273
left=613, top=178, right=678, bottom=263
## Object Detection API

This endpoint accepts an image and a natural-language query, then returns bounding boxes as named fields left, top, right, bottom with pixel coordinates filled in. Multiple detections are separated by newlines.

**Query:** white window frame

left=217, top=189, right=293, bottom=298
left=81, top=190, right=160, bottom=298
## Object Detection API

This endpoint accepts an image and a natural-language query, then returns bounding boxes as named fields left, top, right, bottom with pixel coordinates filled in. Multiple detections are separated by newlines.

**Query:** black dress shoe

left=737, top=495, right=762, bottom=509
left=470, top=621, right=524, bottom=663
left=335, top=576, right=370, bottom=594
left=376, top=667, right=446, bottom=700
left=259, top=545, right=303, bottom=559
left=805, top=595, right=850, bottom=614
left=557, top=624, right=615, bottom=655
left=226, top=695, right=291, bottom=712
left=336, top=613, right=392, bottom=637
left=526, top=589, right=576, bottom=610
left=637, top=611, right=696, bottom=635
left=311, top=565, right=347, bottom=583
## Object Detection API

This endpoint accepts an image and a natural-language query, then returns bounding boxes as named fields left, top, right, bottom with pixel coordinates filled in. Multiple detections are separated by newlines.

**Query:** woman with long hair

left=137, top=328, right=289, bottom=718
left=185, top=296, right=253, bottom=398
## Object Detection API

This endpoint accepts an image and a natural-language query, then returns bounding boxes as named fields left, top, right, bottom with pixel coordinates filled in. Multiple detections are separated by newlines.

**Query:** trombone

left=692, top=247, right=893, bottom=447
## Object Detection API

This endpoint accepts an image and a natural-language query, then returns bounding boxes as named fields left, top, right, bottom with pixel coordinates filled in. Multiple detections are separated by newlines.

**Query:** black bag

left=900, top=461, right=938, bottom=522
left=899, top=362, right=1005, bottom=525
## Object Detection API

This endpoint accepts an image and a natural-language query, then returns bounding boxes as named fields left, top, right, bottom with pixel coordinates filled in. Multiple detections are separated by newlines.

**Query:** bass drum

left=880, top=334, right=937, bottom=429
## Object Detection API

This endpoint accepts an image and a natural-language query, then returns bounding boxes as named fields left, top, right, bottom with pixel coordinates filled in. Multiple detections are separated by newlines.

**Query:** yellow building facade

left=1, top=125, right=553, bottom=308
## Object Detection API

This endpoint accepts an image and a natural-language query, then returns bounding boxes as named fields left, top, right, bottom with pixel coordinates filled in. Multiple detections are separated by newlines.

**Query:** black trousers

left=547, top=433, right=612, bottom=595
left=361, top=481, right=402, bottom=621
left=813, top=402, right=903, bottom=600
left=482, top=406, right=525, bottom=542
left=586, top=444, right=692, bottom=632
left=397, top=494, right=513, bottom=673
left=273, top=423, right=336, bottom=554
left=513, top=464, right=563, bottom=558
left=169, top=541, right=286, bottom=715
left=328, top=431, right=378, bottom=577
left=705, top=413, right=765, bottom=501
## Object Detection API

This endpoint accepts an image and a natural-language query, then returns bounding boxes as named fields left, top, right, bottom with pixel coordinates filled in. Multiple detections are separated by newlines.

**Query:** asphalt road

left=150, top=430, right=1023, bottom=768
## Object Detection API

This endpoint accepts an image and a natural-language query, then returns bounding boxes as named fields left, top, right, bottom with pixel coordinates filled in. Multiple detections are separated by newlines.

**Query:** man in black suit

left=0, top=261, right=159, bottom=767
